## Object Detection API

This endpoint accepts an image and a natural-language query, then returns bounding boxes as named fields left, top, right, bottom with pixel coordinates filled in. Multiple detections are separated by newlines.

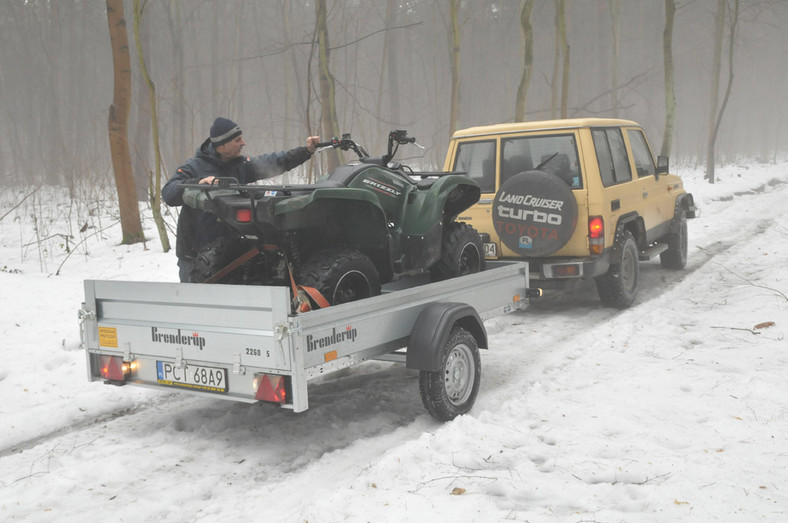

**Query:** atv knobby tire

left=299, top=250, right=382, bottom=305
left=191, top=237, right=251, bottom=284
left=595, top=229, right=639, bottom=309
left=430, top=222, right=485, bottom=281
left=419, top=326, right=481, bottom=422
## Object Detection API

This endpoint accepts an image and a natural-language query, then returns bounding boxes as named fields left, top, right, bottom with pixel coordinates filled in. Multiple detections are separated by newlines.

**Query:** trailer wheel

left=419, top=326, right=481, bottom=421
left=299, top=249, right=381, bottom=305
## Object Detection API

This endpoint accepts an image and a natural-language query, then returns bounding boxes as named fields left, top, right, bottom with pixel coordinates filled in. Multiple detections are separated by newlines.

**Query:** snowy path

left=1, top=165, right=787, bottom=521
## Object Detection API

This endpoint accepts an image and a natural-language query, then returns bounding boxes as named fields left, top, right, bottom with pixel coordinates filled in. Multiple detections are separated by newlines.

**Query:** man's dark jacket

left=163, top=138, right=312, bottom=259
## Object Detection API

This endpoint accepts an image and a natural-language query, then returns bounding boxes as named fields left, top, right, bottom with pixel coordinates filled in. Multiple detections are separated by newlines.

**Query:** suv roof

left=451, top=118, right=640, bottom=139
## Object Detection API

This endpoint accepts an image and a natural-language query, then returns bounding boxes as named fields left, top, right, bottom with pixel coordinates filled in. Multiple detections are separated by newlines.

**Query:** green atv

left=181, top=130, right=484, bottom=309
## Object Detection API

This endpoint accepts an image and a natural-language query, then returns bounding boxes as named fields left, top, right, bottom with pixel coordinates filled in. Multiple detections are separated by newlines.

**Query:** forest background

left=1, top=0, right=786, bottom=248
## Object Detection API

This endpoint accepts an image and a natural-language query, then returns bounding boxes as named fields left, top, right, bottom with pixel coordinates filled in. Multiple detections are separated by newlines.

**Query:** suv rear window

left=502, top=134, right=582, bottom=188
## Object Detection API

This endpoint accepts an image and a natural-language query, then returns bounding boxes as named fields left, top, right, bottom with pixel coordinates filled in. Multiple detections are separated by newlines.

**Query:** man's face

left=216, top=135, right=246, bottom=161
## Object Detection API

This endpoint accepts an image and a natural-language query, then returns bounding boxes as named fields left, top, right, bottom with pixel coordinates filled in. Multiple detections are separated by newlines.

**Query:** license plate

left=483, top=242, right=498, bottom=258
left=156, top=361, right=227, bottom=393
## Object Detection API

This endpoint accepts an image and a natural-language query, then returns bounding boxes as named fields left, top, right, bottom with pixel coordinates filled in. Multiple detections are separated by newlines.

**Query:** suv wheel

left=430, top=222, right=485, bottom=281
left=660, top=215, right=688, bottom=270
left=299, top=250, right=382, bottom=305
left=595, top=229, right=639, bottom=309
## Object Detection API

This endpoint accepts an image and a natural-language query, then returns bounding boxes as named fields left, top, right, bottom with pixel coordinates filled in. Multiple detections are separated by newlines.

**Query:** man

left=163, top=117, right=320, bottom=282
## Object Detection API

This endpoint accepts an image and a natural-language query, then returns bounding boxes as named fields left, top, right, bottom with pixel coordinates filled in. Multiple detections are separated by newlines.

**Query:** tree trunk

left=709, top=0, right=739, bottom=181
left=661, top=0, right=676, bottom=157
left=609, top=0, right=621, bottom=117
left=558, top=0, right=570, bottom=119
left=448, top=0, right=461, bottom=136
left=705, top=0, right=726, bottom=184
left=132, top=0, right=151, bottom=201
left=316, top=0, right=341, bottom=170
left=514, top=0, right=534, bottom=122
left=133, top=0, right=170, bottom=253
left=106, top=0, right=144, bottom=245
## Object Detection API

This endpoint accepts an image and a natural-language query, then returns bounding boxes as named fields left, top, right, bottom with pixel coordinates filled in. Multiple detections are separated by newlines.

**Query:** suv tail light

left=588, top=216, right=604, bottom=255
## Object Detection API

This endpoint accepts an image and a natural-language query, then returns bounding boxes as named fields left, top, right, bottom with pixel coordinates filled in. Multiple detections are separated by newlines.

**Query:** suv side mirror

left=656, top=155, right=669, bottom=177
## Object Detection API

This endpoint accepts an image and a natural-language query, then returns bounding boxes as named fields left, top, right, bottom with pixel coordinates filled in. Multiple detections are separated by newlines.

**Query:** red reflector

left=553, top=265, right=580, bottom=277
left=588, top=216, right=604, bottom=239
left=236, top=208, right=252, bottom=222
left=254, top=374, right=288, bottom=404
left=99, top=355, right=127, bottom=381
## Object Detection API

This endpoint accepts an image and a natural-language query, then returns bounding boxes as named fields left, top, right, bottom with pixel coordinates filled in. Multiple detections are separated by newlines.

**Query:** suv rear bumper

left=526, top=253, right=611, bottom=288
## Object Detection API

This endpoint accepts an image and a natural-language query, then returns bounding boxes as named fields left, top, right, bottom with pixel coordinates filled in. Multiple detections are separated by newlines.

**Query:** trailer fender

left=406, top=302, right=487, bottom=371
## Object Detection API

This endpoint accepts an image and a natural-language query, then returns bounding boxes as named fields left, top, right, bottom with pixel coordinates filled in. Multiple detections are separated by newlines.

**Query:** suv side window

left=592, top=128, right=632, bottom=186
left=453, top=140, right=496, bottom=193
left=627, top=129, right=656, bottom=177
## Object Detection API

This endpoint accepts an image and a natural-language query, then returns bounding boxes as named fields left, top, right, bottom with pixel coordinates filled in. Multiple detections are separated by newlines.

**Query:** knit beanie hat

left=210, top=117, right=242, bottom=146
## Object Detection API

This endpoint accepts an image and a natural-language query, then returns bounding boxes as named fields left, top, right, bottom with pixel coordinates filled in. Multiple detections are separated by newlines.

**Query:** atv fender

left=406, top=302, right=487, bottom=372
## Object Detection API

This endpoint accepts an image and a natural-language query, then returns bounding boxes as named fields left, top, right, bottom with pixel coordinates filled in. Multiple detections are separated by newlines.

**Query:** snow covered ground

left=1, top=161, right=786, bottom=522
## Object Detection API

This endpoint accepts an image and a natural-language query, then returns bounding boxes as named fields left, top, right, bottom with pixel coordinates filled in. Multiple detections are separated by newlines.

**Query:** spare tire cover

left=492, top=170, right=578, bottom=256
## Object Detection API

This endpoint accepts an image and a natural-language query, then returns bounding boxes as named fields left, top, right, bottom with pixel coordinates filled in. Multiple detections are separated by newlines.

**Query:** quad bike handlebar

left=316, top=129, right=421, bottom=166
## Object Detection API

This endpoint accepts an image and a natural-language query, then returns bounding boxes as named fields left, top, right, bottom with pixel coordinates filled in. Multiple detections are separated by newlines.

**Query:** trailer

left=79, top=261, right=535, bottom=421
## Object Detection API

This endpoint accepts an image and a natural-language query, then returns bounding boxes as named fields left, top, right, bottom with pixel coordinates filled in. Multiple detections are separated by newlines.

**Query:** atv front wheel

left=299, top=250, right=382, bottom=305
left=430, top=222, right=485, bottom=281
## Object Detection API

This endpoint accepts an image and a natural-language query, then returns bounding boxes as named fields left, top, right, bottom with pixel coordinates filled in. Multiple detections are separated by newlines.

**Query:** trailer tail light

left=588, top=216, right=604, bottom=255
left=235, top=208, right=252, bottom=223
left=253, top=374, right=288, bottom=404
left=98, top=355, right=133, bottom=381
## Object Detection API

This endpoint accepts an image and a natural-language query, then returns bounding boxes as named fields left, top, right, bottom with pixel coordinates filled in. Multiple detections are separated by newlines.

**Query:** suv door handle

left=611, top=199, right=620, bottom=211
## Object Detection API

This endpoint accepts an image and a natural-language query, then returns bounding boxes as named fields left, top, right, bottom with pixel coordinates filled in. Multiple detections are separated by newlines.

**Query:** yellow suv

left=444, top=118, right=698, bottom=308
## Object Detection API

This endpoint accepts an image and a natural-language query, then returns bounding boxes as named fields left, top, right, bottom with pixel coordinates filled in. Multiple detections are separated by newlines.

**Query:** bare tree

left=609, top=0, right=621, bottom=118
left=706, top=0, right=739, bottom=183
left=447, top=0, right=461, bottom=136
left=133, top=0, right=170, bottom=252
left=106, top=0, right=144, bottom=244
left=315, top=0, right=341, bottom=170
left=514, top=0, right=534, bottom=122
left=661, top=0, right=677, bottom=157
left=551, top=0, right=569, bottom=119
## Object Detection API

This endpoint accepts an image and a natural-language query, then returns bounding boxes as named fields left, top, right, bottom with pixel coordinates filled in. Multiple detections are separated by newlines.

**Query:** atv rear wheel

left=430, top=222, right=485, bottom=281
left=299, top=250, right=382, bottom=305
left=191, top=237, right=252, bottom=284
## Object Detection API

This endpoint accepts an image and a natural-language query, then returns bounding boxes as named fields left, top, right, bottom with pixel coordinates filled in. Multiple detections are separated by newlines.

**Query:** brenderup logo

left=151, top=327, right=206, bottom=350
left=306, top=326, right=358, bottom=352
